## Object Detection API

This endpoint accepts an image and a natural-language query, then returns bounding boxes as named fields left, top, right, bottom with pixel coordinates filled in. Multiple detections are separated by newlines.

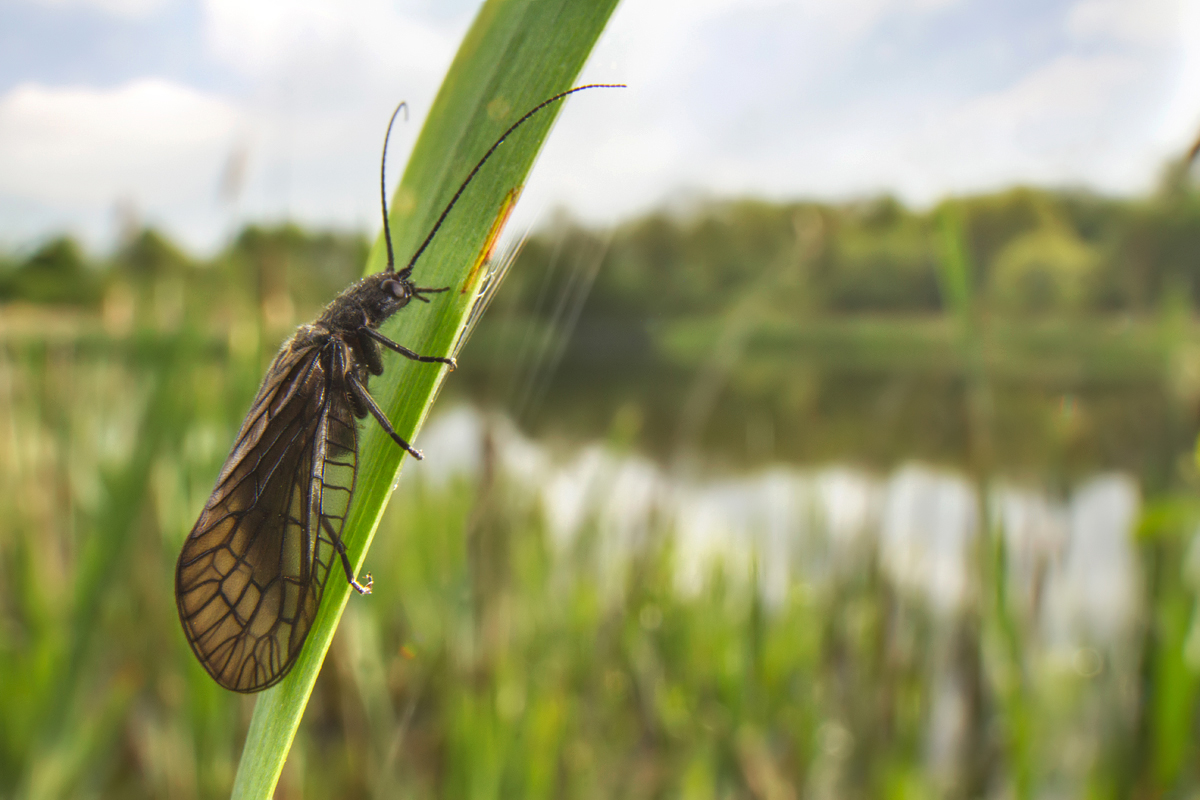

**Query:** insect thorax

left=317, top=272, right=414, bottom=336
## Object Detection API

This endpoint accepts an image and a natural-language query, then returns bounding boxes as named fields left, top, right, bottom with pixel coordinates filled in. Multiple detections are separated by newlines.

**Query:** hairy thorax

left=317, top=273, right=414, bottom=334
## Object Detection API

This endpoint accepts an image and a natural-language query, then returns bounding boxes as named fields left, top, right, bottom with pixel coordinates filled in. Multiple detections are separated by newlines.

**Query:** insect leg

left=360, top=327, right=457, bottom=370
left=345, top=372, right=424, bottom=460
left=360, top=334, right=385, bottom=376
left=323, top=517, right=373, bottom=594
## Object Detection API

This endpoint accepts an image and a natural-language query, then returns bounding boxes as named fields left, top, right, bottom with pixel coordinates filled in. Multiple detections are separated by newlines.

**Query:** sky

left=0, top=0, right=1197, bottom=254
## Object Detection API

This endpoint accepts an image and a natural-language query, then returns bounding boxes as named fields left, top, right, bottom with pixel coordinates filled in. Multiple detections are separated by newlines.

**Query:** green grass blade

left=230, top=1, right=621, bottom=796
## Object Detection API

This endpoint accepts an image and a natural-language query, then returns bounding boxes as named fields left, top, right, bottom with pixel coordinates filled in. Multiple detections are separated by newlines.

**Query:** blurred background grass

left=7, top=164, right=1200, bottom=796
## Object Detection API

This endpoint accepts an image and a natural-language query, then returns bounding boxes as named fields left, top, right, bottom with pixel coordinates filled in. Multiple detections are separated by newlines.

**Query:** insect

left=176, top=84, right=622, bottom=692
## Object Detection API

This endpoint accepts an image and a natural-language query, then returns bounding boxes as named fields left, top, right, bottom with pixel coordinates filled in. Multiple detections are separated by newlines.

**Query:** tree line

left=6, top=168, right=1200, bottom=326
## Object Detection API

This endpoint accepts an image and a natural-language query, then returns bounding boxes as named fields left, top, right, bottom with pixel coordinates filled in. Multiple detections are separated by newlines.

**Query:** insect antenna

left=380, top=101, right=409, bottom=272
left=392, top=83, right=625, bottom=281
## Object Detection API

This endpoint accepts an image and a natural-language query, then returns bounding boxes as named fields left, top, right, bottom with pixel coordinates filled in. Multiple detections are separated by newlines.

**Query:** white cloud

left=527, top=2, right=1189, bottom=223
left=15, top=0, right=169, bottom=20
left=515, top=0, right=935, bottom=226
left=757, top=51, right=1161, bottom=204
left=1067, top=0, right=1177, bottom=47
left=908, top=0, right=962, bottom=10
left=904, top=53, right=1153, bottom=194
left=1154, top=0, right=1200, bottom=150
left=185, top=0, right=480, bottom=243
left=0, top=79, right=239, bottom=233
left=202, top=0, right=464, bottom=87
left=935, top=52, right=1146, bottom=156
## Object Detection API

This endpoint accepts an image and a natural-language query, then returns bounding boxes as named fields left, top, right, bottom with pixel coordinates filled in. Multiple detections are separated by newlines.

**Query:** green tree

left=6, top=237, right=100, bottom=307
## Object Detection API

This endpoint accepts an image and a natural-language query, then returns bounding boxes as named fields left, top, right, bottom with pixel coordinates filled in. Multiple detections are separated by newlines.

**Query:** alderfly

left=176, top=84, right=622, bottom=691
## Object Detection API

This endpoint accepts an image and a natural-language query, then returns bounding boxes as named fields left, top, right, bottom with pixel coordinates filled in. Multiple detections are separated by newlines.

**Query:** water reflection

left=418, top=405, right=1141, bottom=645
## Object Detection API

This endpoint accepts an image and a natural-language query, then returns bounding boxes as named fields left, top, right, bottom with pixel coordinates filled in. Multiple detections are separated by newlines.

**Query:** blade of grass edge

left=230, top=1, right=621, bottom=796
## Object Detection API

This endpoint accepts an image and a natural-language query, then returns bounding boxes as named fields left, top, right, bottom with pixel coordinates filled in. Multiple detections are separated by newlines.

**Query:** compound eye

left=381, top=278, right=404, bottom=297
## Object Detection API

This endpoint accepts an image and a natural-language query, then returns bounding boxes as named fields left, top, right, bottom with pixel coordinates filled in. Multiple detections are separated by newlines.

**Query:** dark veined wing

left=175, top=336, right=359, bottom=692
